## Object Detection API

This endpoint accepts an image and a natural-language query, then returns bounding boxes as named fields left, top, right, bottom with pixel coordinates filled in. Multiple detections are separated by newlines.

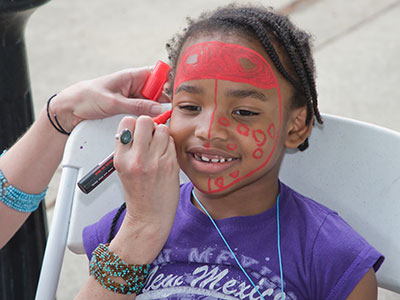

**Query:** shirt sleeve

left=82, top=207, right=126, bottom=260
left=310, top=213, right=384, bottom=300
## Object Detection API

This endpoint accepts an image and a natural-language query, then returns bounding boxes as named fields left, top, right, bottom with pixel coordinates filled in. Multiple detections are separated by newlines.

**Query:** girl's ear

left=285, top=106, right=313, bottom=149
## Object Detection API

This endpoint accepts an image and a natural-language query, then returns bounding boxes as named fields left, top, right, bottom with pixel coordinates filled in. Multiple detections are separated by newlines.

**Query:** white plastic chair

left=35, top=111, right=400, bottom=299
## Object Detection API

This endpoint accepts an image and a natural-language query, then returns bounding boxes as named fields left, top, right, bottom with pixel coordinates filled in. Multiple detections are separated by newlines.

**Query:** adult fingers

left=149, top=124, right=170, bottom=157
left=130, top=116, right=155, bottom=155
left=113, top=94, right=163, bottom=117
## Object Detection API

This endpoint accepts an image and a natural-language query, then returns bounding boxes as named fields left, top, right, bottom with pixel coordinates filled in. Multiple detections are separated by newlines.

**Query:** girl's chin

left=190, top=177, right=236, bottom=195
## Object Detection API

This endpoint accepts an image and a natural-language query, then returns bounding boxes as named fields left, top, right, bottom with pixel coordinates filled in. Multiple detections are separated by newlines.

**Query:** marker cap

left=141, top=60, right=171, bottom=101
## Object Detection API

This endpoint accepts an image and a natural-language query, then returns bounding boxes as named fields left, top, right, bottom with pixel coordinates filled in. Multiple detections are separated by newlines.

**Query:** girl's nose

left=194, top=109, right=229, bottom=142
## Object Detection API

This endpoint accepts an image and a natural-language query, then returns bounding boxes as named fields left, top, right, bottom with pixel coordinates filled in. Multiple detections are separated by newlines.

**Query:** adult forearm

left=0, top=107, right=67, bottom=248
left=0, top=107, right=67, bottom=193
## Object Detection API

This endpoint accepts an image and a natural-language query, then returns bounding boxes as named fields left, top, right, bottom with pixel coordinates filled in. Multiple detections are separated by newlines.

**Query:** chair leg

left=35, top=167, right=79, bottom=300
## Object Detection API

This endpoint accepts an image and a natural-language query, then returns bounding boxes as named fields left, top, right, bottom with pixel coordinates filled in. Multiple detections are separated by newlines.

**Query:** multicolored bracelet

left=0, top=150, right=47, bottom=212
left=89, top=243, right=150, bottom=295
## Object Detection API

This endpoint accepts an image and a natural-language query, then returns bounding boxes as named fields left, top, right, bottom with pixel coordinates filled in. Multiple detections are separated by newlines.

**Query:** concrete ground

left=25, top=0, right=400, bottom=298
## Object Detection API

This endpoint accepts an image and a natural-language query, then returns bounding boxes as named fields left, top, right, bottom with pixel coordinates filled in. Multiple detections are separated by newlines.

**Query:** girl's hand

left=112, top=115, right=180, bottom=262
left=47, top=67, right=170, bottom=133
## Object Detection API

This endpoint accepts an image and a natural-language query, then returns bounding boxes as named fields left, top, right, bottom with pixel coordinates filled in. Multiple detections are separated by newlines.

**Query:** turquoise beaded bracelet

left=0, top=150, right=47, bottom=212
left=89, top=243, right=150, bottom=294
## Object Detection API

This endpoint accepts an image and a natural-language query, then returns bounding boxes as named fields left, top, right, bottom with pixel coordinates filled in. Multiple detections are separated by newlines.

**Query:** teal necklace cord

left=191, top=189, right=285, bottom=300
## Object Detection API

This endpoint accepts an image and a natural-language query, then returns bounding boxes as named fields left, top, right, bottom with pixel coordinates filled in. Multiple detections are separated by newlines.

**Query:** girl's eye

left=178, top=105, right=201, bottom=112
left=233, top=109, right=259, bottom=117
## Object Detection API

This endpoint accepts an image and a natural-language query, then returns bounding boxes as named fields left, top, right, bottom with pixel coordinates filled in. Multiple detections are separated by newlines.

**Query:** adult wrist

left=0, top=151, right=47, bottom=212
left=89, top=243, right=150, bottom=295
left=109, top=218, right=164, bottom=265
left=46, top=94, right=71, bottom=135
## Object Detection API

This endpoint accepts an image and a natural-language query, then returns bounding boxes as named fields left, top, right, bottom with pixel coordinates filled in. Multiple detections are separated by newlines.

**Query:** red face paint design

left=252, top=129, right=267, bottom=147
left=174, top=41, right=278, bottom=91
left=227, top=144, right=237, bottom=151
left=237, top=124, right=250, bottom=136
left=174, top=41, right=282, bottom=193
left=218, top=117, right=230, bottom=127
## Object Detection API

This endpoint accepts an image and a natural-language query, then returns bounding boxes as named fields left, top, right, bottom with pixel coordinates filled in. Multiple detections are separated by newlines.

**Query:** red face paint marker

left=77, top=62, right=171, bottom=194
left=141, top=60, right=171, bottom=100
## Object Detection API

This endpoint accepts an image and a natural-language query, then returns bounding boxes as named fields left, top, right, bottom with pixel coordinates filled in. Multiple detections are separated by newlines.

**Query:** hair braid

left=290, top=34, right=323, bottom=124
left=107, top=202, right=126, bottom=243
left=251, top=10, right=318, bottom=125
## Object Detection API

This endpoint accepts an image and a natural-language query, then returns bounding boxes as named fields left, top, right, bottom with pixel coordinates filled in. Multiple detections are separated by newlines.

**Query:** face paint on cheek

left=174, top=41, right=282, bottom=193
left=252, top=148, right=264, bottom=159
left=227, top=144, right=237, bottom=151
left=218, top=117, right=230, bottom=127
left=237, top=124, right=250, bottom=136
left=268, top=123, right=276, bottom=139
left=252, top=129, right=267, bottom=147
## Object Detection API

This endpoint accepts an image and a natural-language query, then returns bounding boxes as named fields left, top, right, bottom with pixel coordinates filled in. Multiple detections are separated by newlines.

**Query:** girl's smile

left=188, top=145, right=240, bottom=175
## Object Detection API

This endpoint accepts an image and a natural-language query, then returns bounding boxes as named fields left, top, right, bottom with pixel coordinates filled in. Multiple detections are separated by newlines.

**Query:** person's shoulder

left=280, top=182, right=384, bottom=299
left=280, top=181, right=337, bottom=223
left=280, top=181, right=370, bottom=247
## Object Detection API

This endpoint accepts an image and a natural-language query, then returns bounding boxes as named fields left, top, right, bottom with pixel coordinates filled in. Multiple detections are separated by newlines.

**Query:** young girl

left=77, top=4, right=383, bottom=300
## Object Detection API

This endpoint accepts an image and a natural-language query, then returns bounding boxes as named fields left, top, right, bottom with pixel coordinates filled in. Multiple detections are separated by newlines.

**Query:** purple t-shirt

left=83, top=181, right=384, bottom=300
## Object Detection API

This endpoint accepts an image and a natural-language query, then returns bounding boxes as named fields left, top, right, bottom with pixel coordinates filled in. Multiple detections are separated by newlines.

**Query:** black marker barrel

left=77, top=153, right=114, bottom=194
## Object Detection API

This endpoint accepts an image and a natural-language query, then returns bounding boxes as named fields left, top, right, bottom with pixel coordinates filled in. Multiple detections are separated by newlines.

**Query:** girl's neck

left=191, top=177, right=280, bottom=220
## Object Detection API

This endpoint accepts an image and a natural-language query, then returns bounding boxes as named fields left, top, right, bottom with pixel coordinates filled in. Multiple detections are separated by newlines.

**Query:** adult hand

left=48, top=67, right=170, bottom=133
left=111, top=115, right=180, bottom=263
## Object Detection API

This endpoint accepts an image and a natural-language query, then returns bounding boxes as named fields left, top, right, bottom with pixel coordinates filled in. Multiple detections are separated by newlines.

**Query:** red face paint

left=218, top=117, right=230, bottom=127
left=174, top=41, right=278, bottom=92
left=174, top=41, right=282, bottom=193
left=252, top=129, right=267, bottom=147
left=227, top=144, right=237, bottom=151
left=237, top=124, right=250, bottom=136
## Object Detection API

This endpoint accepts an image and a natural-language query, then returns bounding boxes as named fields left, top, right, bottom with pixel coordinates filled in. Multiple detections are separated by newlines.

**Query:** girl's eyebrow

left=225, top=88, right=267, bottom=101
left=175, top=84, right=204, bottom=95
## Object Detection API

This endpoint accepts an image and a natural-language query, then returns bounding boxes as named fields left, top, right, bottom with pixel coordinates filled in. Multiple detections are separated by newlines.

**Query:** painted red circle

left=252, top=148, right=263, bottom=159
left=237, top=124, right=249, bottom=136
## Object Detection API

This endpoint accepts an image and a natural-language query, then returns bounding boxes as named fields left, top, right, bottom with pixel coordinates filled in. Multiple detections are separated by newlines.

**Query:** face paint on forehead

left=174, top=41, right=283, bottom=194
left=173, top=41, right=279, bottom=93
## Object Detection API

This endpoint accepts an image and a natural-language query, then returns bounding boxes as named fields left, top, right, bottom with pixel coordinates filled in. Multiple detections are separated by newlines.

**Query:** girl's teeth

left=201, top=156, right=210, bottom=162
left=194, top=153, right=234, bottom=163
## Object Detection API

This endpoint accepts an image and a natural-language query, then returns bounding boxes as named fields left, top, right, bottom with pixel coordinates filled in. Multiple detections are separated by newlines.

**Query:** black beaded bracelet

left=46, top=94, right=71, bottom=136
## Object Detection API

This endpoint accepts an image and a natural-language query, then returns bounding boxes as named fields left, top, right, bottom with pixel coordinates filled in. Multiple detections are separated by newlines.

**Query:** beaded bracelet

left=0, top=150, right=47, bottom=212
left=89, top=243, right=150, bottom=294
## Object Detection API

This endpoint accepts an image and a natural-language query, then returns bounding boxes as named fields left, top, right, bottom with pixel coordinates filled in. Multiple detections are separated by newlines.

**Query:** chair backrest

left=279, top=114, right=400, bottom=293
left=36, top=112, right=400, bottom=300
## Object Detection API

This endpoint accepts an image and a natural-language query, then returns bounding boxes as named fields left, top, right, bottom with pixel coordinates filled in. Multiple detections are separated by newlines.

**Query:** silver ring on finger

left=115, top=128, right=132, bottom=145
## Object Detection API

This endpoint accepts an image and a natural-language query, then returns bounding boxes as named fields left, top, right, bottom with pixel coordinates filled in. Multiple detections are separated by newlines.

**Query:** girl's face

left=169, top=34, right=295, bottom=195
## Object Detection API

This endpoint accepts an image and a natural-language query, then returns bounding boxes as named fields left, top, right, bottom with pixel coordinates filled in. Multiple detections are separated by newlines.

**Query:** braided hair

left=107, top=202, right=126, bottom=243
left=166, top=4, right=322, bottom=151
